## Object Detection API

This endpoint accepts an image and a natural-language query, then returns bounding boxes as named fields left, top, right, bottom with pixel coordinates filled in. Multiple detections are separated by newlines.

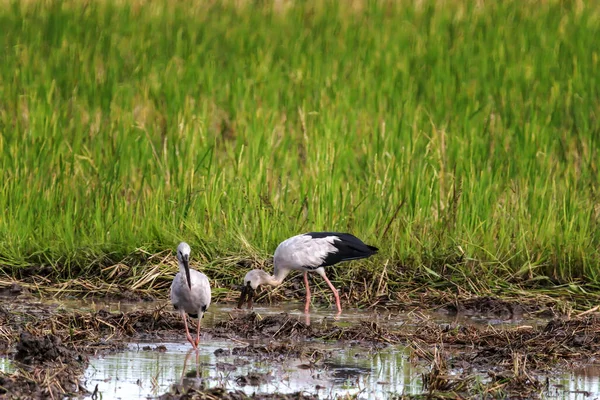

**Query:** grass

left=0, top=0, right=599, bottom=303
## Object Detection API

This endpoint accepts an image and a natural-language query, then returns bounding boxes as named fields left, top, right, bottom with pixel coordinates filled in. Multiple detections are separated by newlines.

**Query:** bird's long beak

left=236, top=285, right=248, bottom=309
left=246, top=286, right=254, bottom=309
left=183, top=255, right=192, bottom=290
left=236, top=282, right=254, bottom=309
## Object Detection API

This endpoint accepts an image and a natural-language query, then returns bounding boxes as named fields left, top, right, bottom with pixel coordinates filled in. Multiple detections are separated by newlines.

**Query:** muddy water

left=83, top=341, right=420, bottom=399
left=80, top=303, right=423, bottom=399
left=78, top=303, right=599, bottom=399
left=545, top=366, right=600, bottom=399
left=0, top=356, right=12, bottom=373
left=80, top=343, right=600, bottom=399
left=2, top=299, right=600, bottom=399
left=37, top=297, right=550, bottom=330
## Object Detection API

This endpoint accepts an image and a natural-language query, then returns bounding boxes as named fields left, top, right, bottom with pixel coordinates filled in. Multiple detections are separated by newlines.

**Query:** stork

left=170, top=242, right=211, bottom=349
left=237, top=232, right=378, bottom=313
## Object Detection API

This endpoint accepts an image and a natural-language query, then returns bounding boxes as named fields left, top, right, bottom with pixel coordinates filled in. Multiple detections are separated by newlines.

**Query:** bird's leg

left=321, top=273, right=342, bottom=314
left=304, top=313, right=311, bottom=326
left=303, top=272, right=311, bottom=313
left=181, top=311, right=197, bottom=349
left=194, top=313, right=203, bottom=347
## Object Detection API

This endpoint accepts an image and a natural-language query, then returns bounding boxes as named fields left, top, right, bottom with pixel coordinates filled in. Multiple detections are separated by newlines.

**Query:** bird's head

left=176, top=242, right=192, bottom=290
left=236, top=269, right=268, bottom=309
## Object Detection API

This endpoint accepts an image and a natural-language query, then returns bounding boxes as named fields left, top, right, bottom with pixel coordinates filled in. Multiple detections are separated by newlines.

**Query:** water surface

left=1, top=301, right=599, bottom=399
left=84, top=340, right=421, bottom=399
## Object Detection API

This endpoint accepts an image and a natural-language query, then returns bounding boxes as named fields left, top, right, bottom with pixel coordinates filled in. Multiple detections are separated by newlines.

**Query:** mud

left=1, top=332, right=89, bottom=399
left=158, top=387, right=318, bottom=400
left=208, top=311, right=600, bottom=398
left=15, top=332, right=85, bottom=365
left=235, top=371, right=274, bottom=386
left=0, top=293, right=596, bottom=399
left=439, top=295, right=556, bottom=319
left=0, top=283, right=25, bottom=297
left=215, top=343, right=330, bottom=363
left=142, top=344, right=168, bottom=352
left=213, top=312, right=399, bottom=345
left=91, top=290, right=158, bottom=302
left=214, top=312, right=312, bottom=339
left=0, top=367, right=88, bottom=399
left=0, top=297, right=182, bottom=345
left=441, top=295, right=526, bottom=318
left=462, top=316, right=600, bottom=369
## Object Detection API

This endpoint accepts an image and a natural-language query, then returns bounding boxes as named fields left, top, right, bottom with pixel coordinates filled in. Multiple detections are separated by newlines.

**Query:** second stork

left=237, top=232, right=378, bottom=314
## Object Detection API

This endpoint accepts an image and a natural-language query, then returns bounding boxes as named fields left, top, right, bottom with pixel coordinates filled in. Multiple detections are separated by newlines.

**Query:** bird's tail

left=366, top=245, right=379, bottom=253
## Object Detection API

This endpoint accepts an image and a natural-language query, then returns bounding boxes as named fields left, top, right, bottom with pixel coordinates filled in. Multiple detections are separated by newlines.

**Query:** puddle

left=58, top=298, right=165, bottom=314
left=82, top=341, right=422, bottom=399
left=57, top=300, right=386, bottom=328
left=0, top=356, right=13, bottom=373
left=2, top=349, right=600, bottom=399
left=545, top=365, right=600, bottom=399
left=430, top=312, right=549, bottom=330
left=0, top=298, right=595, bottom=399
left=7, top=295, right=549, bottom=331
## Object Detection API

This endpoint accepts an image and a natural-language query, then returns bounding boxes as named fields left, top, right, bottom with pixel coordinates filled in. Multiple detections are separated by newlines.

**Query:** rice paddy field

left=0, top=0, right=599, bottom=304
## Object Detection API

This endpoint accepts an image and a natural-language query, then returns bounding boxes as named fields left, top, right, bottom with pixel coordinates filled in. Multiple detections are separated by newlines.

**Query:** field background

left=1, top=0, right=599, bottom=303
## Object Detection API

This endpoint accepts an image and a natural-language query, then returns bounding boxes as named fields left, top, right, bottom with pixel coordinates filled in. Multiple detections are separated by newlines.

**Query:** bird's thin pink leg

left=321, top=273, right=342, bottom=314
left=303, top=272, right=311, bottom=313
left=181, top=311, right=197, bottom=349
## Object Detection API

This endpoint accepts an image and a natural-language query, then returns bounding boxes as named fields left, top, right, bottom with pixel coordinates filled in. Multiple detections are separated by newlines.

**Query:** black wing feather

left=305, top=232, right=378, bottom=268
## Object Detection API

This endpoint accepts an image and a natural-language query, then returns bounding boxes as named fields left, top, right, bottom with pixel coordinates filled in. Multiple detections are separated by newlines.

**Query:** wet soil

left=214, top=342, right=331, bottom=364
left=209, top=311, right=600, bottom=398
left=15, top=332, right=86, bottom=365
left=213, top=312, right=399, bottom=345
left=0, top=292, right=596, bottom=399
left=441, top=295, right=526, bottom=318
left=235, top=371, right=274, bottom=386
left=235, top=270, right=568, bottom=316
left=466, top=316, right=600, bottom=369
left=158, top=387, right=318, bottom=400
left=1, top=333, right=89, bottom=399
left=438, top=295, right=558, bottom=319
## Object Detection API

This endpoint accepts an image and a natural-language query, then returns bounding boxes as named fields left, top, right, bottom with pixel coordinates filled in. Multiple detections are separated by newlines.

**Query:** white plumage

left=170, top=242, right=211, bottom=349
left=274, top=234, right=339, bottom=271
left=237, top=232, right=378, bottom=313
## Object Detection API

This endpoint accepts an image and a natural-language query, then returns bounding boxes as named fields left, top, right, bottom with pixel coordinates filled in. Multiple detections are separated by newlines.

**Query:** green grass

left=0, top=0, right=599, bottom=300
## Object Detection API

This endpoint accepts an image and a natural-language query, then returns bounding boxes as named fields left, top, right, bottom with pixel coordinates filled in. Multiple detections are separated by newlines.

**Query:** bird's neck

left=267, top=266, right=290, bottom=286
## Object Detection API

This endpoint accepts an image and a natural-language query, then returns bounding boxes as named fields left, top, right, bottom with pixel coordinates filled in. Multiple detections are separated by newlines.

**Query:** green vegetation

left=0, top=0, right=599, bottom=301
